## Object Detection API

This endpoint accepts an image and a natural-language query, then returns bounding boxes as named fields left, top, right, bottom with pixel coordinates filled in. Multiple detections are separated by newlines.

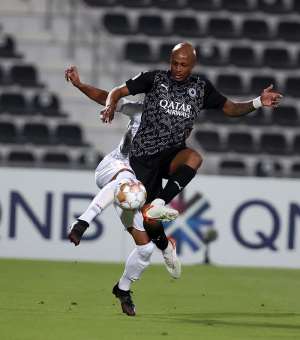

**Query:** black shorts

left=129, top=146, right=186, bottom=203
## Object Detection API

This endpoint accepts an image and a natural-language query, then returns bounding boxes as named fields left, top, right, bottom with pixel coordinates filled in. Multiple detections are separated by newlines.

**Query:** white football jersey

left=100, top=98, right=142, bottom=162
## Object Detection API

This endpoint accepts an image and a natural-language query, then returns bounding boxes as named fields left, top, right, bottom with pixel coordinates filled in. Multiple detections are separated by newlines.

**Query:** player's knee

left=188, top=150, right=203, bottom=170
left=137, top=241, right=154, bottom=261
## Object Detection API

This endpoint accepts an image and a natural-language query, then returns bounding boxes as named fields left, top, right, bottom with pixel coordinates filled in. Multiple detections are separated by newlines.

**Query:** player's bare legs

left=169, top=148, right=203, bottom=175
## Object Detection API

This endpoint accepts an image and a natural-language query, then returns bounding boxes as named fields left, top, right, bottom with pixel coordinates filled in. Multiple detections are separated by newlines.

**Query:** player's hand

left=100, top=103, right=116, bottom=123
left=64, top=65, right=81, bottom=87
left=260, top=84, right=283, bottom=108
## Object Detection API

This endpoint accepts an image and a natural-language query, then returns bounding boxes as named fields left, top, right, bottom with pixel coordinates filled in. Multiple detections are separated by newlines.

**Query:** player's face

left=170, top=52, right=195, bottom=82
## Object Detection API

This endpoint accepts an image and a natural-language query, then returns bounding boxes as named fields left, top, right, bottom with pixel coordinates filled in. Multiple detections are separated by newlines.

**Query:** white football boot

left=162, top=237, right=181, bottom=279
left=144, top=198, right=179, bottom=222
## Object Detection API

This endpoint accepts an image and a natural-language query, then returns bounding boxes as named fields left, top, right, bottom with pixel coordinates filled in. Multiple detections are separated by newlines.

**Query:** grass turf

left=0, top=259, right=299, bottom=340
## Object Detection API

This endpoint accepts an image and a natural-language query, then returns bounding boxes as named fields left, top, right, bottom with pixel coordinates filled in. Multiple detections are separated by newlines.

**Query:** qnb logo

left=164, top=191, right=214, bottom=255
left=232, top=199, right=300, bottom=251
left=159, top=99, right=191, bottom=118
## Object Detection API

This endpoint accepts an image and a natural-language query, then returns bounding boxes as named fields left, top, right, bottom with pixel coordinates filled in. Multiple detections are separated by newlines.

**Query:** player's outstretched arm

left=65, top=65, right=108, bottom=105
left=223, top=84, right=283, bottom=117
left=101, top=85, right=130, bottom=123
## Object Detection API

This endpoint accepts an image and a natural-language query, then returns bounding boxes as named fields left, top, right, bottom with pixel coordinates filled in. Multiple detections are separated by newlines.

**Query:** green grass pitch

left=0, top=259, right=300, bottom=340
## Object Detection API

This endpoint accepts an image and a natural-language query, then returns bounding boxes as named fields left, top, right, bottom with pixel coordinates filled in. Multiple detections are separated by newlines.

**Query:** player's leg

left=130, top=154, right=180, bottom=272
left=154, top=147, right=202, bottom=204
left=118, top=207, right=181, bottom=279
left=69, top=169, right=136, bottom=246
left=142, top=219, right=181, bottom=279
left=130, top=154, right=179, bottom=222
left=112, top=208, right=155, bottom=316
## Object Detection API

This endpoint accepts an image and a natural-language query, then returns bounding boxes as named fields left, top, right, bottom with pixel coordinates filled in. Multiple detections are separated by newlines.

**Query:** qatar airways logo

left=159, top=99, right=191, bottom=118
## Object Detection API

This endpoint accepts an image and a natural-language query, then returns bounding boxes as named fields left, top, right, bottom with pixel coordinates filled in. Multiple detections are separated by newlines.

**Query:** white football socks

left=79, top=170, right=136, bottom=224
left=118, top=242, right=155, bottom=291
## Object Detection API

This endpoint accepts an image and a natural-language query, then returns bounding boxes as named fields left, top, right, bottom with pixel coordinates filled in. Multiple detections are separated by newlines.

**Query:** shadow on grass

left=143, top=312, right=300, bottom=330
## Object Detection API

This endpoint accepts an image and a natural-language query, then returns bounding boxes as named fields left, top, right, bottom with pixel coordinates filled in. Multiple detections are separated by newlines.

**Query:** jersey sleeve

left=203, top=79, right=227, bottom=110
left=126, top=71, right=156, bottom=95
left=116, top=98, right=143, bottom=118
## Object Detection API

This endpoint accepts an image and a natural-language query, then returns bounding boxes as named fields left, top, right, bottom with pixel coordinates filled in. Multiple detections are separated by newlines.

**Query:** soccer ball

left=114, top=178, right=147, bottom=210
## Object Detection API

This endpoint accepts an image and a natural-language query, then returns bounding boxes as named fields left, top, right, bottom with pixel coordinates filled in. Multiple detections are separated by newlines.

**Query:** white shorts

left=114, top=204, right=145, bottom=232
left=95, top=153, right=133, bottom=189
left=94, top=152, right=144, bottom=232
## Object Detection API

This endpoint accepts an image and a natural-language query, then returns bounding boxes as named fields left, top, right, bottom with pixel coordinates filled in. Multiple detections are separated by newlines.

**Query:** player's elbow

left=222, top=99, right=237, bottom=117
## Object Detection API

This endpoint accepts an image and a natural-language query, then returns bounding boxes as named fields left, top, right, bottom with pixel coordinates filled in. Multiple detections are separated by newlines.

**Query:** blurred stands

left=0, top=21, right=102, bottom=169
left=1, top=0, right=300, bottom=177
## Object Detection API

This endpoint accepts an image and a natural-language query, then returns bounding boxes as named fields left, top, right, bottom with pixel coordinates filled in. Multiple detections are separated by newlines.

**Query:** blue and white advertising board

left=0, top=167, right=299, bottom=268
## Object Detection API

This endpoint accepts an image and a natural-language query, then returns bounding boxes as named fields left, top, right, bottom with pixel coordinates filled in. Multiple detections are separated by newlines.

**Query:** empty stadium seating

left=2, top=0, right=300, bottom=177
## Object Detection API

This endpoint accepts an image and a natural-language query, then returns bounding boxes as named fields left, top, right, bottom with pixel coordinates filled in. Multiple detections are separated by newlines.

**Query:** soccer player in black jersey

left=101, top=42, right=283, bottom=256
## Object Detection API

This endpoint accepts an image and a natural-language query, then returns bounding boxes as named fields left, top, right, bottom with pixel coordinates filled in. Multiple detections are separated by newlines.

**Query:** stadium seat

left=296, top=51, right=300, bottom=69
left=221, top=0, right=253, bottom=12
left=0, top=65, right=6, bottom=85
left=54, top=124, right=85, bottom=146
left=42, top=152, right=71, bottom=166
left=227, top=132, right=255, bottom=154
left=207, top=18, right=237, bottom=39
left=263, top=47, right=293, bottom=69
left=202, top=109, right=233, bottom=124
left=31, top=91, right=65, bottom=117
left=186, top=0, right=220, bottom=11
left=242, top=108, right=269, bottom=126
left=271, top=106, right=299, bottom=126
left=219, top=159, right=247, bottom=176
left=83, top=0, right=115, bottom=6
left=0, top=30, right=21, bottom=58
left=117, top=0, right=151, bottom=7
left=259, top=133, right=288, bottom=155
left=216, top=74, right=245, bottom=95
left=257, top=0, right=290, bottom=13
left=0, top=122, right=18, bottom=144
left=124, top=42, right=155, bottom=63
left=255, top=160, right=283, bottom=177
left=78, top=152, right=104, bottom=168
left=171, top=16, right=202, bottom=37
left=292, top=135, right=300, bottom=155
left=277, top=21, right=300, bottom=42
left=137, top=15, right=167, bottom=36
left=103, top=13, right=132, bottom=35
left=292, top=0, right=300, bottom=12
left=194, top=130, right=223, bottom=152
left=0, top=92, right=28, bottom=115
left=290, top=162, right=300, bottom=178
left=285, top=77, right=300, bottom=98
left=8, top=150, right=35, bottom=163
left=22, top=123, right=51, bottom=145
left=151, top=0, right=183, bottom=9
left=250, top=75, right=277, bottom=95
left=9, top=64, right=42, bottom=87
left=197, top=44, right=224, bottom=66
left=242, top=19, right=272, bottom=41
left=228, top=46, right=258, bottom=68
left=158, top=43, right=176, bottom=63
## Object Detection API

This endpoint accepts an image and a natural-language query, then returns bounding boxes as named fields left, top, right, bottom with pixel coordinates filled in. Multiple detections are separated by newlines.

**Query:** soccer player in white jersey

left=65, top=66, right=180, bottom=316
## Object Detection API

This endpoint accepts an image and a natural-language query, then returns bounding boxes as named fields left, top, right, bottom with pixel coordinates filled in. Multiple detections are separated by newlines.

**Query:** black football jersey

left=126, top=70, right=226, bottom=157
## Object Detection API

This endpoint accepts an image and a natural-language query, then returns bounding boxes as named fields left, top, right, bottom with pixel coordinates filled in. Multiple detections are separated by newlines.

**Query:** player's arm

left=101, top=85, right=130, bottom=123
left=223, top=84, right=283, bottom=117
left=65, top=65, right=108, bottom=105
left=101, top=71, right=155, bottom=123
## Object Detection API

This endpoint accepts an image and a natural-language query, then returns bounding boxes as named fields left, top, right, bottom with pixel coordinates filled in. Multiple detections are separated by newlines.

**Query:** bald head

left=170, top=42, right=196, bottom=82
left=171, top=42, right=197, bottom=64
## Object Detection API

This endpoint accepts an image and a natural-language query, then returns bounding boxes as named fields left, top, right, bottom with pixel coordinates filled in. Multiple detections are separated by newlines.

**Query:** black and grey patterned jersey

left=126, top=70, right=227, bottom=157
